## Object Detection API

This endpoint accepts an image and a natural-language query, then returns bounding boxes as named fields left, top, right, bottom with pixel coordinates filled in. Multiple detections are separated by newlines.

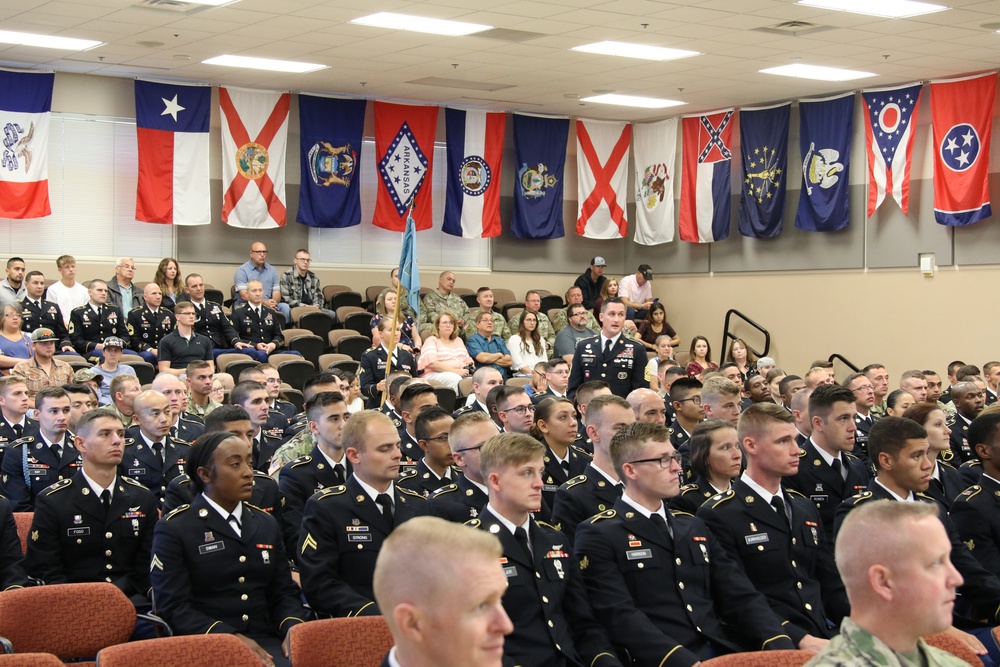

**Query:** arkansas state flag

left=931, top=73, right=996, bottom=226
left=738, top=103, right=790, bottom=239
left=862, top=83, right=921, bottom=217
left=633, top=118, right=677, bottom=245
left=576, top=119, right=632, bottom=239
left=220, top=87, right=290, bottom=229
left=443, top=108, right=504, bottom=238
left=511, top=113, right=569, bottom=239
left=135, top=79, right=210, bottom=225
left=679, top=110, right=734, bottom=243
left=296, top=95, right=366, bottom=228
left=795, top=94, right=854, bottom=233
left=0, top=70, right=53, bottom=219
left=373, top=101, right=438, bottom=232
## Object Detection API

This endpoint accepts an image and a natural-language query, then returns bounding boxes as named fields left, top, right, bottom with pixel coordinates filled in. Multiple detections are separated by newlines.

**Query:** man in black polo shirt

left=157, top=302, right=213, bottom=376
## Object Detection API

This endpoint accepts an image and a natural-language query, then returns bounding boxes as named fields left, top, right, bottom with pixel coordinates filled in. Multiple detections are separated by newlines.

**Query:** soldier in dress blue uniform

left=0, top=377, right=38, bottom=468
left=20, top=271, right=74, bottom=354
left=948, top=382, right=985, bottom=462
left=231, top=280, right=284, bottom=361
left=180, top=274, right=264, bottom=362
left=119, top=390, right=189, bottom=508
left=951, top=411, right=1000, bottom=576
left=533, top=397, right=592, bottom=511
left=150, top=373, right=205, bottom=443
left=667, top=378, right=704, bottom=473
left=360, top=319, right=416, bottom=410
left=68, top=280, right=136, bottom=363
left=567, top=298, right=646, bottom=400
left=257, top=364, right=297, bottom=424
left=126, top=283, right=175, bottom=366
left=0, top=494, right=25, bottom=590
left=669, top=420, right=743, bottom=516
left=397, top=383, right=439, bottom=466
left=231, top=381, right=282, bottom=473
left=845, top=372, right=878, bottom=464
left=430, top=412, right=497, bottom=523
left=397, top=408, right=457, bottom=498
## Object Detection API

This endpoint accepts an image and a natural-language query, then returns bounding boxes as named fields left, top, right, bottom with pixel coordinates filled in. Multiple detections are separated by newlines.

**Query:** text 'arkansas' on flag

left=632, top=118, right=677, bottom=246
left=576, top=118, right=632, bottom=239
left=794, top=93, right=854, bottom=233
left=443, top=108, right=505, bottom=239
left=679, top=109, right=734, bottom=243
left=862, top=83, right=921, bottom=217
left=511, top=113, right=569, bottom=240
left=930, top=73, right=996, bottom=227
left=373, top=101, right=439, bottom=233
left=738, top=103, right=790, bottom=239
left=0, top=70, right=53, bottom=219
left=135, top=79, right=211, bottom=226
left=296, top=95, right=366, bottom=229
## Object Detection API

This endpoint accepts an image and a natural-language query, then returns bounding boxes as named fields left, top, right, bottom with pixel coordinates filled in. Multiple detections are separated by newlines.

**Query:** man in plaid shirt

left=279, top=249, right=338, bottom=321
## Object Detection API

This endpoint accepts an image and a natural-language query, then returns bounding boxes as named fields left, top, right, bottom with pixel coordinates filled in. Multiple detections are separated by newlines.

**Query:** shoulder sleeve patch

left=163, top=504, right=190, bottom=520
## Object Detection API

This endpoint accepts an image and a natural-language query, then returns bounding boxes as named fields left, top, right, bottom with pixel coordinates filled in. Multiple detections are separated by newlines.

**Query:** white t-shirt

left=46, top=281, right=90, bottom=325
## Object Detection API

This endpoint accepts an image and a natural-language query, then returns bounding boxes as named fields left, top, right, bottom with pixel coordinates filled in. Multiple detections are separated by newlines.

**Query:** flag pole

left=380, top=279, right=403, bottom=408
left=380, top=204, right=415, bottom=407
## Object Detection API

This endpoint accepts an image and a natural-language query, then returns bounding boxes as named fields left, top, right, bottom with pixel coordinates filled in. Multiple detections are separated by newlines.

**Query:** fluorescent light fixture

left=350, top=12, right=491, bottom=36
left=572, top=41, right=700, bottom=61
left=180, top=0, right=239, bottom=5
left=581, top=94, right=685, bottom=109
left=759, top=63, right=875, bottom=81
left=0, top=30, right=102, bottom=51
left=797, top=0, right=947, bottom=18
left=202, top=54, right=327, bottom=73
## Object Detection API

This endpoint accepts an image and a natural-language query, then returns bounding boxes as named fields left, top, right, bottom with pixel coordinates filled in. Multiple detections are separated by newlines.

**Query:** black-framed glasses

left=629, top=453, right=683, bottom=468
left=675, top=396, right=702, bottom=405
left=500, top=405, right=535, bottom=416
left=454, top=444, right=483, bottom=454
left=422, top=434, right=450, bottom=443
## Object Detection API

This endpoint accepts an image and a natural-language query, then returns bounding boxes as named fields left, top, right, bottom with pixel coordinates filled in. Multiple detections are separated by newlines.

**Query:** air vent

left=475, top=28, right=547, bottom=43
left=409, top=77, right=514, bottom=92
left=752, top=21, right=833, bottom=36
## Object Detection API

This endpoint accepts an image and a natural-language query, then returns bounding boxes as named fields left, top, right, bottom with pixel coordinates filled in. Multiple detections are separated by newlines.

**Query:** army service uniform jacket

left=1, top=433, right=80, bottom=511
left=551, top=464, right=623, bottom=543
left=20, top=298, right=71, bottom=349
left=396, top=460, right=457, bottom=499
left=429, top=473, right=489, bottom=523
left=0, top=418, right=38, bottom=469
left=359, top=346, right=416, bottom=410
left=118, top=433, right=190, bottom=508
left=951, top=475, right=1000, bottom=575
left=541, top=444, right=592, bottom=511
left=126, top=306, right=175, bottom=354
left=276, top=448, right=351, bottom=564
left=161, top=471, right=281, bottom=523
left=567, top=334, right=648, bottom=399
left=69, top=304, right=128, bottom=356
left=231, top=304, right=284, bottom=347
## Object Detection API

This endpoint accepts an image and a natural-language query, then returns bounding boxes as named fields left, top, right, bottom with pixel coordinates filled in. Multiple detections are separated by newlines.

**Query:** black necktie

left=100, top=489, right=111, bottom=511
left=170, top=426, right=177, bottom=440
left=560, top=460, right=571, bottom=474
left=333, top=464, right=345, bottom=485
left=771, top=495, right=791, bottom=527
left=152, top=441, right=164, bottom=468
left=376, top=493, right=394, bottom=525
left=51, top=442, right=61, bottom=461
left=514, top=526, right=531, bottom=558
left=831, top=458, right=846, bottom=482
left=12, top=423, right=22, bottom=438
left=603, top=338, right=613, bottom=358
left=650, top=512, right=673, bottom=541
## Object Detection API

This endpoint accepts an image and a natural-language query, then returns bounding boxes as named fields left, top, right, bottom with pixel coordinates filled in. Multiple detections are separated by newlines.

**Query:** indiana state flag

left=0, top=70, right=54, bottom=219
left=511, top=113, right=569, bottom=239
left=738, top=104, right=790, bottom=238
left=679, top=109, right=734, bottom=243
left=443, top=108, right=505, bottom=238
left=795, top=94, right=854, bottom=232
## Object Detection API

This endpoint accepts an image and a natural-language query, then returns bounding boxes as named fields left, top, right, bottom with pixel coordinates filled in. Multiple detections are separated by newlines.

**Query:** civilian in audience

left=153, top=257, right=184, bottom=307
left=419, top=312, right=473, bottom=394
left=507, top=310, right=549, bottom=378
left=507, top=291, right=556, bottom=350
left=106, top=257, right=142, bottom=313
left=279, top=249, right=336, bottom=320
left=13, top=328, right=75, bottom=405
left=617, top=264, right=655, bottom=319
left=465, top=310, right=512, bottom=378
left=0, top=258, right=25, bottom=312
left=234, top=242, right=290, bottom=321
left=464, top=287, right=509, bottom=340
left=0, top=305, right=33, bottom=371
left=92, top=336, right=136, bottom=405
left=46, top=255, right=89, bottom=326
left=725, top=338, right=757, bottom=382
left=685, top=335, right=718, bottom=380
left=550, top=286, right=600, bottom=334
left=574, top=256, right=606, bottom=311
left=553, top=303, right=597, bottom=361
left=592, top=277, right=620, bottom=320
left=756, top=356, right=776, bottom=376
left=635, top=302, right=678, bottom=352
left=376, top=267, right=414, bottom=319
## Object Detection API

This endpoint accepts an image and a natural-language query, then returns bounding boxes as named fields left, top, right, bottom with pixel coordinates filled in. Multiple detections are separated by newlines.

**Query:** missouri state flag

left=135, top=79, right=210, bottom=225
left=738, top=103, right=790, bottom=239
left=576, top=119, right=632, bottom=239
left=442, top=108, right=504, bottom=238
left=930, top=73, right=996, bottom=226
left=374, top=101, right=438, bottom=232
left=0, top=70, right=53, bottom=219
left=633, top=118, right=677, bottom=245
left=862, top=83, right=921, bottom=217
left=679, top=109, right=734, bottom=243
left=511, top=113, right=569, bottom=239
left=220, top=87, right=290, bottom=229
left=795, top=93, right=854, bottom=233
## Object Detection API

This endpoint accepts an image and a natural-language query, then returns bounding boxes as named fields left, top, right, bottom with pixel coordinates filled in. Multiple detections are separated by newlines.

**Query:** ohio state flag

left=373, top=101, right=438, bottom=232
left=220, top=87, right=290, bottom=228
left=0, top=70, right=53, bottom=219
left=576, top=119, right=632, bottom=239
left=862, top=84, right=921, bottom=217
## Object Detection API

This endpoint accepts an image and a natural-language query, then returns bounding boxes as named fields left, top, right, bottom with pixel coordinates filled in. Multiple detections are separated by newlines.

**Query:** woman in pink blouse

left=418, top=311, right=473, bottom=393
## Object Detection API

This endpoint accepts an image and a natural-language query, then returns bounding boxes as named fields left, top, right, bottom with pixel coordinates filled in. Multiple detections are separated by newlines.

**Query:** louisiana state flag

left=511, top=113, right=569, bottom=239
left=442, top=108, right=504, bottom=238
left=0, top=70, right=53, bottom=219
left=795, top=94, right=854, bottom=233
left=679, top=110, right=734, bottom=243
left=373, top=101, right=438, bottom=232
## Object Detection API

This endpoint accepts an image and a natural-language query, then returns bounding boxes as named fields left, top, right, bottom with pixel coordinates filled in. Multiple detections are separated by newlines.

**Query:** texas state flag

left=135, top=79, right=211, bottom=225
left=679, top=109, right=734, bottom=243
left=0, top=70, right=54, bottom=219
left=442, top=108, right=504, bottom=238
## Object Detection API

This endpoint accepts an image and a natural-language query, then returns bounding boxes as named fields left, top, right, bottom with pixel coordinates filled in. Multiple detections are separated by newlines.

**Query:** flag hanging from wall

left=738, top=103, right=790, bottom=239
left=930, top=73, right=996, bottom=226
left=0, top=70, right=53, bottom=219
left=220, top=87, right=290, bottom=229
left=795, top=93, right=854, bottom=233
left=576, top=119, right=632, bottom=239
left=861, top=83, right=922, bottom=217
left=442, top=108, right=505, bottom=238
left=373, top=101, right=438, bottom=232
left=633, top=119, right=677, bottom=245
left=511, top=113, right=569, bottom=239
left=135, top=79, right=210, bottom=225
left=296, top=95, right=366, bottom=228
left=679, top=109, right=734, bottom=243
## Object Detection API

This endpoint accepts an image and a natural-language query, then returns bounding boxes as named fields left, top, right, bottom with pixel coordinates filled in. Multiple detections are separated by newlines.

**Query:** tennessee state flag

left=862, top=84, right=921, bottom=217
left=220, top=87, right=290, bottom=228
left=373, top=101, right=438, bottom=232
left=679, top=109, right=734, bottom=243
left=135, top=79, right=210, bottom=225
left=930, top=73, right=996, bottom=226
left=442, top=108, right=504, bottom=238
left=576, top=119, right=632, bottom=239
left=0, top=70, right=53, bottom=219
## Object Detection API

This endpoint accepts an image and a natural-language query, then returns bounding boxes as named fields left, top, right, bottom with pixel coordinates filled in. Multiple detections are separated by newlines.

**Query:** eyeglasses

left=251, top=250, right=268, bottom=255
left=851, top=385, right=874, bottom=393
left=676, top=396, right=702, bottom=405
left=548, top=369, right=569, bottom=376
left=500, top=405, right=535, bottom=416
left=295, top=257, right=311, bottom=262
left=454, top=444, right=483, bottom=454
left=422, top=434, right=450, bottom=443
left=629, top=453, right=684, bottom=468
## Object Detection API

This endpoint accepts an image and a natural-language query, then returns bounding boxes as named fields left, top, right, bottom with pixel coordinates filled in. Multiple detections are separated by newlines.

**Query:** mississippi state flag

left=679, top=110, right=734, bottom=243
left=135, top=79, right=210, bottom=225
left=931, top=73, right=996, bottom=226
left=220, top=87, right=290, bottom=229
left=576, top=119, right=632, bottom=239
left=0, top=70, right=53, bottom=219
left=443, top=108, right=504, bottom=238
left=633, top=118, right=677, bottom=245
left=862, top=84, right=921, bottom=217
left=374, top=101, right=438, bottom=232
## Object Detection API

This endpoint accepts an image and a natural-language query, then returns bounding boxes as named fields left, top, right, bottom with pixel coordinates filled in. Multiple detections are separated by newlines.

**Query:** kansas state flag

left=738, top=104, right=790, bottom=238
left=0, top=70, right=53, bottom=219
left=862, top=84, right=921, bottom=217
left=443, top=108, right=505, bottom=238
left=679, top=110, right=734, bottom=243
left=296, top=95, right=365, bottom=228
left=511, top=113, right=569, bottom=239
left=795, top=94, right=854, bottom=232
left=931, top=73, right=996, bottom=226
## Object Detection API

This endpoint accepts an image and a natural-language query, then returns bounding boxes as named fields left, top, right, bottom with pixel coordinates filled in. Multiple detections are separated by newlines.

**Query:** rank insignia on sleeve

left=580, top=556, right=589, bottom=570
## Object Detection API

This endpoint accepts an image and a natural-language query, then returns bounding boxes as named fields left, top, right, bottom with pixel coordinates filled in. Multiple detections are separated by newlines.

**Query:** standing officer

left=567, top=298, right=646, bottom=400
left=126, top=283, right=175, bottom=366
left=121, top=391, right=190, bottom=508
left=231, top=280, right=283, bottom=361
left=20, top=271, right=74, bottom=353
left=69, top=280, right=134, bottom=363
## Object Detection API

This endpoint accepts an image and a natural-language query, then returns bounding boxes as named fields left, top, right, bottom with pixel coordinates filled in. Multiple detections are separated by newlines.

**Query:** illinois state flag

left=135, top=79, right=210, bottom=225
left=931, top=73, right=996, bottom=226
left=679, top=109, right=734, bottom=243
left=0, top=70, right=53, bottom=219
left=443, top=108, right=504, bottom=238
left=511, top=113, right=569, bottom=239
left=220, top=87, right=290, bottom=229
left=633, top=118, right=677, bottom=245
left=374, top=101, right=438, bottom=232
left=862, top=84, right=921, bottom=217
left=576, top=119, right=632, bottom=239
left=795, top=94, right=854, bottom=232
left=738, top=104, right=790, bottom=239
left=296, top=95, right=366, bottom=228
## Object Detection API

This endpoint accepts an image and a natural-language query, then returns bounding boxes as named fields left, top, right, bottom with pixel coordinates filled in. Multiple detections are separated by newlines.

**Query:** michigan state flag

left=795, top=93, right=854, bottom=232
left=738, top=103, right=789, bottom=238
left=511, top=113, right=569, bottom=239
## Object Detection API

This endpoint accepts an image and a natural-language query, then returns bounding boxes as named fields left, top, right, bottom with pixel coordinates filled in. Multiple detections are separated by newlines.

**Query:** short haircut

left=585, top=394, right=630, bottom=426
left=947, top=360, right=966, bottom=376
left=546, top=357, right=568, bottom=371
left=718, top=362, right=739, bottom=373
left=480, top=432, right=544, bottom=476
left=238, top=368, right=264, bottom=383
left=89, top=279, right=107, bottom=291
left=689, top=419, right=737, bottom=480
left=305, top=391, right=347, bottom=422
left=654, top=335, right=673, bottom=347
left=492, top=385, right=526, bottom=411
left=789, top=386, right=812, bottom=414
left=415, top=406, right=452, bottom=441
left=6, top=257, right=23, bottom=268
left=701, top=377, right=740, bottom=404
left=610, top=422, right=671, bottom=480
left=231, top=381, right=266, bottom=407
left=400, top=383, right=436, bottom=413
left=956, top=364, right=982, bottom=382
left=861, top=363, right=886, bottom=376
left=472, top=366, right=500, bottom=386
left=186, top=431, right=243, bottom=494
left=0, top=376, right=26, bottom=395
left=62, top=383, right=97, bottom=403
left=343, top=410, right=394, bottom=453
left=74, top=408, right=121, bottom=437
left=968, top=412, right=1000, bottom=458
left=900, top=369, right=926, bottom=384
left=808, top=384, right=857, bottom=422
left=662, top=365, right=685, bottom=381
left=24, top=270, right=43, bottom=283
left=174, top=302, right=195, bottom=315
left=476, top=286, right=492, bottom=296
left=304, top=371, right=339, bottom=397
left=524, top=290, right=539, bottom=300
left=737, top=402, right=794, bottom=443
left=841, top=372, right=865, bottom=389
left=388, top=374, right=412, bottom=404
left=475, top=310, right=492, bottom=324
left=186, top=360, right=213, bottom=377
left=809, top=360, right=833, bottom=371
left=575, top=380, right=610, bottom=410
left=669, top=377, right=702, bottom=404
left=868, top=416, right=927, bottom=470
left=567, top=303, right=587, bottom=317
left=56, top=255, right=75, bottom=269
left=246, top=279, right=263, bottom=290
left=109, top=374, right=139, bottom=398
left=778, top=375, right=803, bottom=396
left=600, top=297, right=625, bottom=314
left=204, top=404, right=251, bottom=433
left=449, top=411, right=496, bottom=452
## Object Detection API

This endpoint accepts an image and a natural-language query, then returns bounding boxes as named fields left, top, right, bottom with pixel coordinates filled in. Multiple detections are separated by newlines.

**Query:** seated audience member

left=627, top=387, right=667, bottom=426
left=778, top=374, right=806, bottom=411
left=924, top=369, right=956, bottom=416
left=766, top=368, right=787, bottom=404
left=531, top=358, right=571, bottom=403
left=107, top=375, right=141, bottom=429
left=21, top=271, right=74, bottom=353
left=256, top=363, right=296, bottom=424
left=13, top=328, right=75, bottom=405
left=571, top=381, right=613, bottom=447
left=656, top=364, right=685, bottom=404
left=181, top=273, right=263, bottom=361
left=0, top=377, right=37, bottom=460
left=885, top=388, right=916, bottom=418
left=430, top=411, right=497, bottom=522
left=454, top=367, right=503, bottom=419
left=398, top=382, right=440, bottom=464
left=864, top=363, right=891, bottom=418
left=592, top=276, right=619, bottom=321
left=804, top=366, right=835, bottom=389
left=153, top=257, right=184, bottom=308
left=550, top=286, right=601, bottom=335
left=64, top=383, right=99, bottom=434
left=229, top=380, right=280, bottom=473
left=234, top=242, right=291, bottom=321
left=151, top=373, right=206, bottom=443
left=267, top=373, right=344, bottom=476
left=371, top=289, right=421, bottom=351
left=346, top=373, right=363, bottom=413
left=494, top=385, right=534, bottom=435
left=554, top=303, right=597, bottom=361
left=670, top=419, right=742, bottom=514
left=398, top=407, right=456, bottom=498
left=903, top=402, right=964, bottom=508
left=845, top=372, right=877, bottom=460
left=507, top=309, right=550, bottom=378
left=756, top=356, right=776, bottom=376
left=92, top=336, right=136, bottom=405
left=0, top=491, right=25, bottom=590
left=526, top=361, right=547, bottom=397
left=948, top=381, right=986, bottom=462
left=360, top=321, right=416, bottom=410
left=507, top=291, right=556, bottom=350
left=618, top=264, right=655, bottom=320
left=667, top=377, right=704, bottom=460
left=156, top=300, right=215, bottom=375
left=463, top=286, right=509, bottom=340
left=279, top=249, right=337, bottom=320
left=952, top=410, right=1000, bottom=573
left=185, top=360, right=221, bottom=419
left=209, top=376, right=226, bottom=404
left=465, top=310, right=512, bottom=378
left=725, top=338, right=757, bottom=383
left=634, top=302, right=678, bottom=353
left=574, top=256, right=606, bottom=311
left=376, top=268, right=415, bottom=319
left=420, top=271, right=472, bottom=332
left=645, top=336, right=676, bottom=388
left=789, top=386, right=813, bottom=448
left=685, top=335, right=718, bottom=380
left=46, top=255, right=89, bottom=327
left=73, top=368, right=104, bottom=401
left=231, top=280, right=285, bottom=360
left=745, top=374, right=771, bottom=405
left=69, top=279, right=135, bottom=363
left=418, top=312, right=473, bottom=393
left=700, top=377, right=742, bottom=425
left=106, top=257, right=142, bottom=314
left=121, top=390, right=190, bottom=508
left=900, top=369, right=930, bottom=404
left=0, top=304, right=33, bottom=370
left=126, top=283, right=175, bottom=365
left=532, top=397, right=590, bottom=508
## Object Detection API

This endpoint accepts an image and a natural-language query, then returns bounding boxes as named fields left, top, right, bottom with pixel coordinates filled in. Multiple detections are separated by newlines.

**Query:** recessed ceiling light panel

left=760, top=63, right=876, bottom=81
left=0, top=30, right=102, bottom=51
left=797, top=0, right=947, bottom=18
left=572, top=41, right=699, bottom=61
left=202, top=54, right=327, bottom=73
left=581, top=93, right=685, bottom=109
left=350, top=12, right=491, bottom=36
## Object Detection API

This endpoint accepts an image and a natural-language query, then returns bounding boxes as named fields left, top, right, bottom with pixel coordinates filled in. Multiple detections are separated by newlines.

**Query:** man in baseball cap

left=574, top=257, right=607, bottom=311
left=93, top=336, right=137, bottom=405
left=619, top=264, right=655, bottom=319
left=11, top=328, right=75, bottom=405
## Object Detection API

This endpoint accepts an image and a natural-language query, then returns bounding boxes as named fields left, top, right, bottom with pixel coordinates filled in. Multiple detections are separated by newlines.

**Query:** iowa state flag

left=931, top=73, right=996, bottom=226
left=862, top=84, right=921, bottom=217
left=633, top=118, right=677, bottom=245
left=511, top=113, right=569, bottom=239
left=135, top=79, right=210, bottom=225
left=738, top=104, right=789, bottom=238
left=795, top=94, right=854, bottom=232
left=679, top=109, right=734, bottom=243
left=374, top=101, right=438, bottom=232
left=0, top=70, right=53, bottom=219
left=220, top=87, right=290, bottom=229
left=443, top=108, right=504, bottom=238
left=576, top=119, right=632, bottom=239
left=296, top=95, right=366, bottom=228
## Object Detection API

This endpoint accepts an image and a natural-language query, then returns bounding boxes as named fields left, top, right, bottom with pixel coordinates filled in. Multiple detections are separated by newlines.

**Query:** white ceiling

left=0, top=0, right=998, bottom=120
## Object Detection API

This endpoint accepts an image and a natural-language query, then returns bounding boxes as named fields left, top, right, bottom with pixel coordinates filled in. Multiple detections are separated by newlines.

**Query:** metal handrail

left=721, top=309, right=770, bottom=361
left=827, top=353, right=860, bottom=374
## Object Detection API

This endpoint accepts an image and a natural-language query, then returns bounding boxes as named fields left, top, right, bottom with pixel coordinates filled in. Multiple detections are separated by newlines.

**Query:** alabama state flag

left=576, top=119, right=632, bottom=239
left=443, top=108, right=504, bottom=238
left=373, top=101, right=438, bottom=232
left=679, top=109, right=734, bottom=243
left=0, top=70, right=53, bottom=219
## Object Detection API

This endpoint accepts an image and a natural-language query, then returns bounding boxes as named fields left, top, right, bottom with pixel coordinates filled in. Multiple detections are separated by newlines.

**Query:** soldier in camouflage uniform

left=419, top=271, right=471, bottom=330
left=507, top=291, right=556, bottom=349
left=550, top=286, right=600, bottom=334
left=463, top=287, right=509, bottom=340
